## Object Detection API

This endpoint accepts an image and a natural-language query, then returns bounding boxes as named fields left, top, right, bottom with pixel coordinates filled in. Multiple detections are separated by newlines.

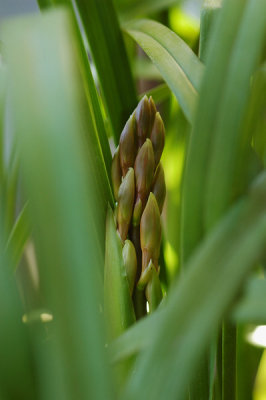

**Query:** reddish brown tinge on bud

left=140, top=192, right=161, bottom=272
left=152, top=163, right=166, bottom=214
left=149, top=96, right=157, bottom=133
left=111, top=146, right=122, bottom=201
left=117, top=168, right=135, bottom=242
left=134, top=138, right=155, bottom=219
left=150, top=112, right=165, bottom=168
left=119, top=114, right=137, bottom=177
left=135, top=95, right=151, bottom=147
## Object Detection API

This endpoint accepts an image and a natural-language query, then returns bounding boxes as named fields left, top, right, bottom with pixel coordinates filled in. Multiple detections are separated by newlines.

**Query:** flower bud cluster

left=111, top=96, right=166, bottom=313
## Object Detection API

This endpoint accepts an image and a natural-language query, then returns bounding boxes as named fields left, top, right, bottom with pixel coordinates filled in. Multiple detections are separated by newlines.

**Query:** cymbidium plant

left=0, top=0, right=266, bottom=399
left=112, top=96, right=165, bottom=316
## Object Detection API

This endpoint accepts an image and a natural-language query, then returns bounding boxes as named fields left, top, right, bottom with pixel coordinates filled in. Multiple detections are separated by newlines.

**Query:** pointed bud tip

left=111, top=146, right=121, bottom=201
left=123, top=240, right=137, bottom=295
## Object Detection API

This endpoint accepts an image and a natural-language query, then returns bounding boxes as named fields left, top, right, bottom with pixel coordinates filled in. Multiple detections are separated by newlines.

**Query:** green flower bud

left=150, top=112, right=165, bottom=167
left=140, top=192, right=161, bottom=272
left=149, top=96, right=157, bottom=133
left=132, top=197, right=142, bottom=227
left=135, top=95, right=151, bottom=147
left=152, top=163, right=166, bottom=214
left=123, top=240, right=137, bottom=296
left=117, top=168, right=135, bottom=241
left=145, top=263, right=163, bottom=313
left=137, top=258, right=153, bottom=290
left=111, top=146, right=122, bottom=201
left=119, top=114, right=137, bottom=177
left=134, top=139, right=155, bottom=206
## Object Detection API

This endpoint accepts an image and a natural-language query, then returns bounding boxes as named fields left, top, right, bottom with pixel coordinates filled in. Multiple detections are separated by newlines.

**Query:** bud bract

left=150, top=112, right=165, bottom=167
left=134, top=139, right=155, bottom=206
left=152, top=163, right=166, bottom=214
left=149, top=96, right=157, bottom=133
left=123, top=240, right=137, bottom=296
left=140, top=192, right=161, bottom=271
left=117, top=168, right=135, bottom=241
left=145, top=264, right=163, bottom=312
left=111, top=146, right=122, bottom=201
left=135, top=95, right=151, bottom=147
left=119, top=114, right=137, bottom=177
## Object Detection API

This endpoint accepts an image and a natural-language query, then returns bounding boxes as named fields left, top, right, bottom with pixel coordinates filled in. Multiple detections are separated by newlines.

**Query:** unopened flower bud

left=149, top=96, right=157, bottom=132
left=150, top=112, right=165, bottom=167
left=152, top=163, right=166, bottom=214
left=123, top=240, right=137, bottom=296
left=117, top=168, right=135, bottom=241
left=140, top=192, right=161, bottom=272
left=134, top=139, right=155, bottom=205
left=119, top=114, right=137, bottom=177
left=132, top=197, right=142, bottom=227
left=111, top=146, right=122, bottom=201
left=137, top=259, right=153, bottom=290
left=135, top=95, right=151, bottom=147
left=145, top=262, right=162, bottom=312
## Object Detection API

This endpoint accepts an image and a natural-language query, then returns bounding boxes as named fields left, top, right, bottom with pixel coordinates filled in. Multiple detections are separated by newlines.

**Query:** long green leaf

left=199, top=0, right=222, bottom=62
left=38, top=0, right=113, bottom=205
left=0, top=214, right=36, bottom=399
left=124, top=19, right=204, bottom=123
left=6, top=202, right=30, bottom=270
left=116, top=0, right=183, bottom=21
left=2, top=9, right=114, bottom=399
left=232, top=277, right=266, bottom=324
left=104, top=205, right=135, bottom=342
left=204, top=0, right=266, bottom=230
left=74, top=0, right=137, bottom=144
left=0, top=63, right=6, bottom=192
left=122, top=172, right=266, bottom=400
left=180, top=0, right=248, bottom=262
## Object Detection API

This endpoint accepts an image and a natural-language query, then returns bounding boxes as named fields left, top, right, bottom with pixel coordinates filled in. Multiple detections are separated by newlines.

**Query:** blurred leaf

left=133, top=58, right=162, bottom=80
left=199, top=0, right=222, bottom=62
left=139, top=83, right=171, bottom=104
left=204, top=0, right=266, bottom=230
left=38, top=0, right=114, bottom=205
left=232, top=277, right=266, bottom=324
left=2, top=9, right=114, bottom=399
left=0, top=215, right=36, bottom=400
left=251, top=64, right=266, bottom=167
left=124, top=19, right=204, bottom=123
left=115, top=0, right=183, bottom=21
left=104, top=205, right=135, bottom=342
left=122, top=172, right=266, bottom=400
left=75, top=0, right=137, bottom=144
left=6, top=202, right=30, bottom=270
left=0, top=63, right=6, bottom=191
left=181, top=0, right=249, bottom=262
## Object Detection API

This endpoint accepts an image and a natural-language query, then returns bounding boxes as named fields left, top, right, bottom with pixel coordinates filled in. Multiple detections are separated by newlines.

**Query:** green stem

left=222, top=322, right=236, bottom=400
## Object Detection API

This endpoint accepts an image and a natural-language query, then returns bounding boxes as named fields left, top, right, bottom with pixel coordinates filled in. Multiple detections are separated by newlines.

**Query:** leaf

left=139, top=83, right=171, bottom=105
left=251, top=64, right=266, bottom=167
left=0, top=63, right=6, bottom=191
left=180, top=0, right=250, bottom=262
left=104, top=205, right=135, bottom=342
left=37, top=0, right=114, bottom=207
left=115, top=0, right=184, bottom=22
left=124, top=19, right=204, bottom=123
left=0, top=215, right=36, bottom=399
left=120, top=172, right=266, bottom=400
left=6, top=202, right=30, bottom=270
left=203, top=0, right=266, bottom=230
left=232, top=277, right=266, bottom=324
left=199, top=0, right=222, bottom=62
left=74, top=0, right=138, bottom=144
left=2, top=9, right=114, bottom=399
